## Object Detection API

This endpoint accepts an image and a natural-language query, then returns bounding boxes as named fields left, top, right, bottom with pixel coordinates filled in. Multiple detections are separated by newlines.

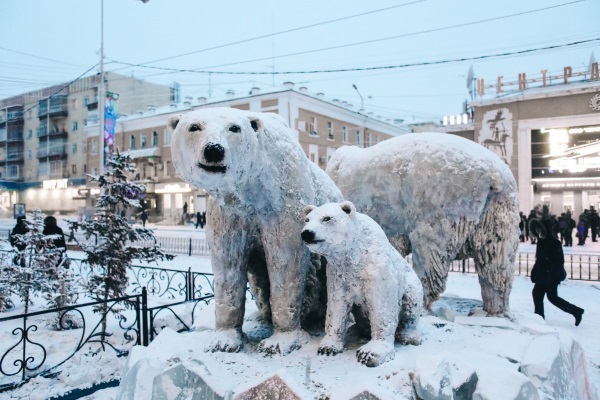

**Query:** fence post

left=187, top=267, right=192, bottom=301
left=142, top=287, right=148, bottom=346
left=189, top=238, right=192, bottom=256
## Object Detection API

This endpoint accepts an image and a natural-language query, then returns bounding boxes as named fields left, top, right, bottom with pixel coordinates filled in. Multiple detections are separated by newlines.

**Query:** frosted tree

left=67, top=151, right=173, bottom=334
left=5, top=210, right=67, bottom=316
left=0, top=248, right=14, bottom=312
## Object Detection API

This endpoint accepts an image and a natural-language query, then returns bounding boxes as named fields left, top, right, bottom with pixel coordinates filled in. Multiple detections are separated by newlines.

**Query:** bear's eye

left=229, top=124, right=241, bottom=133
left=189, top=124, right=202, bottom=132
left=321, top=216, right=331, bottom=223
left=304, top=217, right=309, bottom=223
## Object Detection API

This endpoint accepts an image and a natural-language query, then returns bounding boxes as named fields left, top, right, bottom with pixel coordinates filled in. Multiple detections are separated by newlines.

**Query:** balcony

left=38, top=145, right=67, bottom=159
left=86, top=97, right=99, bottom=111
left=38, top=96, right=68, bottom=118
left=0, top=107, right=24, bottom=126
left=37, top=126, right=68, bottom=139
left=6, top=152, right=24, bottom=162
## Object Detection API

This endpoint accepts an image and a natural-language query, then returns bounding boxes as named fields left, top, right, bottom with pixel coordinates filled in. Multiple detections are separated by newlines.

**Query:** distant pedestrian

left=201, top=211, right=206, bottom=229
left=140, top=210, right=148, bottom=227
left=529, top=216, right=584, bottom=326
left=527, top=210, right=538, bottom=244
left=195, top=211, right=201, bottom=229
left=10, top=216, right=28, bottom=252
left=43, top=216, right=66, bottom=251
left=590, top=206, right=600, bottom=242
left=576, top=219, right=586, bottom=246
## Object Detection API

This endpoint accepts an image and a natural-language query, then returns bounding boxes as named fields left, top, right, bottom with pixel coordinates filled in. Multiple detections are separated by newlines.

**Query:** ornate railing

left=0, top=290, right=146, bottom=392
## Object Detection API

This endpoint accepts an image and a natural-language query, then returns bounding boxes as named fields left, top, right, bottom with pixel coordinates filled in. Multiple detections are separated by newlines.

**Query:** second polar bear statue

left=302, top=201, right=423, bottom=367
left=327, top=133, right=520, bottom=316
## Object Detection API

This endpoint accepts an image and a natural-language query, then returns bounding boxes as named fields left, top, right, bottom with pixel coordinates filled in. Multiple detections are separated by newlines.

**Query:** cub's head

left=168, top=108, right=265, bottom=192
left=301, top=201, right=357, bottom=256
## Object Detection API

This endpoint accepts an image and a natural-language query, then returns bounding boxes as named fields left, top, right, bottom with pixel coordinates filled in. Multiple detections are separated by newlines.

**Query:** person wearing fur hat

left=529, top=216, right=584, bottom=326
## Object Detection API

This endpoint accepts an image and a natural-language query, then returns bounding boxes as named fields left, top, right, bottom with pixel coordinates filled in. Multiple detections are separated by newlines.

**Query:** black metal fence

left=0, top=257, right=215, bottom=394
left=448, top=252, right=600, bottom=281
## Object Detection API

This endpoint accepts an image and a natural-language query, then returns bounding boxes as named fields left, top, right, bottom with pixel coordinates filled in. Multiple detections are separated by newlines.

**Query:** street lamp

left=352, top=84, right=364, bottom=113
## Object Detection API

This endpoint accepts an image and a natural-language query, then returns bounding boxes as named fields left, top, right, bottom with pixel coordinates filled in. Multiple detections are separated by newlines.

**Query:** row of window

left=88, top=129, right=172, bottom=155
left=308, top=118, right=380, bottom=146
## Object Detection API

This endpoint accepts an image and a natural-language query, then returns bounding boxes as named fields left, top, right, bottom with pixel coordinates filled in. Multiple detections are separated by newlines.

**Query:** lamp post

left=352, top=84, right=366, bottom=147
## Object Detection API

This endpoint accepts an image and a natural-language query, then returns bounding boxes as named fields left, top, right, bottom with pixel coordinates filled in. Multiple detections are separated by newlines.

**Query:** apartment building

left=84, top=83, right=408, bottom=222
left=0, top=72, right=174, bottom=215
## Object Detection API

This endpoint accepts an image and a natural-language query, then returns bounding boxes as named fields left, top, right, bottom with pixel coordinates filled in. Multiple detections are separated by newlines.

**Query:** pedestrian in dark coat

left=195, top=211, right=201, bottom=229
left=590, top=206, right=600, bottom=242
left=564, top=211, right=575, bottom=247
left=576, top=219, right=586, bottom=246
left=10, top=216, right=28, bottom=252
left=201, top=211, right=206, bottom=229
left=42, top=216, right=67, bottom=251
left=527, top=210, right=538, bottom=244
left=529, top=217, right=584, bottom=326
left=140, top=210, right=148, bottom=227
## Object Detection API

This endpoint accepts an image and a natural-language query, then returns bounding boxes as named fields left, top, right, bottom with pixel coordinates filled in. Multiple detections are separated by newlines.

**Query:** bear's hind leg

left=471, top=196, right=518, bottom=317
left=396, top=271, right=423, bottom=346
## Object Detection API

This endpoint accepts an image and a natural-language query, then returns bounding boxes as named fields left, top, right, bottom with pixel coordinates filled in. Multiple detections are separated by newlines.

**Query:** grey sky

left=0, top=0, right=598, bottom=122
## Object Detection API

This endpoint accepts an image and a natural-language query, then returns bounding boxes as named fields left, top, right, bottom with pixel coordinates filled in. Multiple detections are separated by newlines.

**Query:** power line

left=108, top=37, right=600, bottom=76
left=137, top=0, right=426, bottom=65
left=0, top=46, right=86, bottom=68
left=191, top=0, right=586, bottom=71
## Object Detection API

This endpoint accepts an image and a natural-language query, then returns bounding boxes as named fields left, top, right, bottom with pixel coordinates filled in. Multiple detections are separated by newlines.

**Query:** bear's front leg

left=256, top=224, right=312, bottom=355
left=204, top=201, right=252, bottom=353
left=318, top=270, right=351, bottom=357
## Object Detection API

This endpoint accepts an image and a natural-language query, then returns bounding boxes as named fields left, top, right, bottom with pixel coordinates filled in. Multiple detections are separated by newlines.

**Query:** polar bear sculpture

left=326, top=133, right=520, bottom=316
left=169, top=108, right=343, bottom=355
left=302, top=201, right=423, bottom=367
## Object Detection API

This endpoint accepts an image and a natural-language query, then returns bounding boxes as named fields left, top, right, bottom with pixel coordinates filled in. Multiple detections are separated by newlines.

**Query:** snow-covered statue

left=326, top=133, right=519, bottom=316
left=169, top=108, right=343, bottom=354
left=302, top=201, right=423, bottom=367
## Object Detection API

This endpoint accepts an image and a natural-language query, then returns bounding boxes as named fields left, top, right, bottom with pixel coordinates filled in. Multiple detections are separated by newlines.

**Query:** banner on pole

left=104, top=92, right=119, bottom=166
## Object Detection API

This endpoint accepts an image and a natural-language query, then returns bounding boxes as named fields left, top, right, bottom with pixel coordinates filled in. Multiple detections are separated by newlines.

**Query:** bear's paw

left=257, top=330, right=310, bottom=356
left=356, top=340, right=396, bottom=367
left=204, top=328, right=243, bottom=353
left=317, top=335, right=345, bottom=356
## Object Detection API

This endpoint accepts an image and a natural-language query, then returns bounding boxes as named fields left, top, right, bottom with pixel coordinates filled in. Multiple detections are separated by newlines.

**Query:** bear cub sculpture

left=302, top=201, right=423, bottom=367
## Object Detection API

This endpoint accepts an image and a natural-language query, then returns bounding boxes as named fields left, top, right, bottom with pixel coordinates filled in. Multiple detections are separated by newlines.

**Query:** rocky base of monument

left=115, top=297, right=598, bottom=400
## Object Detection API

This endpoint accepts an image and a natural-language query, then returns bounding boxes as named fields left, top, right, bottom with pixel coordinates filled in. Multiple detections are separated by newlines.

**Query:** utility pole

left=98, top=0, right=105, bottom=175
left=352, top=84, right=366, bottom=147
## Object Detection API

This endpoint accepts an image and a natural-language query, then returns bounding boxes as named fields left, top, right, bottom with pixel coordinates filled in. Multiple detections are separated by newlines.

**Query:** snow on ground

left=1, top=219, right=599, bottom=399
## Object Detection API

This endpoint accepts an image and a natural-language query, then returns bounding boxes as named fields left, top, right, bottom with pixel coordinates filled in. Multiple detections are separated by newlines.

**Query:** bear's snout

left=301, top=229, right=318, bottom=244
left=204, top=143, right=225, bottom=163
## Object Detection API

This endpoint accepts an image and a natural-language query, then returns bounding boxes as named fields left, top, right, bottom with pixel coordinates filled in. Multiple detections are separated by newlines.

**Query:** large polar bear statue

left=302, top=201, right=423, bottom=367
left=326, top=133, right=520, bottom=316
left=169, top=108, right=343, bottom=355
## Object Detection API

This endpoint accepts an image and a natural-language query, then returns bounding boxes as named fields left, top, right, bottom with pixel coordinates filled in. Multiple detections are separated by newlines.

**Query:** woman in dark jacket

left=43, top=216, right=66, bottom=250
left=529, top=217, right=584, bottom=326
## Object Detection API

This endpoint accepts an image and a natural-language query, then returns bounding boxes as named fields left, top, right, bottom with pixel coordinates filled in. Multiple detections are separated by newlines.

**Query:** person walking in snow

left=576, top=219, right=586, bottom=246
left=43, top=216, right=66, bottom=251
left=195, top=211, right=201, bottom=229
left=140, top=210, right=148, bottom=227
left=529, top=216, right=584, bottom=326
left=590, top=206, right=600, bottom=242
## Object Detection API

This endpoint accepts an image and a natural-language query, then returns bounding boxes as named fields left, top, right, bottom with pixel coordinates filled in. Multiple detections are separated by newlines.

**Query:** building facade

left=84, top=84, right=408, bottom=222
left=470, top=69, right=600, bottom=216
left=0, top=72, right=174, bottom=217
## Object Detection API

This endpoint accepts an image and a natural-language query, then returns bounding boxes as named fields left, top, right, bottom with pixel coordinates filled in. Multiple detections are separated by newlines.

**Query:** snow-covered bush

left=67, top=152, right=173, bottom=330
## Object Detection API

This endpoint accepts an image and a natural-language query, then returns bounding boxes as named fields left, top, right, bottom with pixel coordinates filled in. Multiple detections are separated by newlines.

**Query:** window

left=367, top=132, right=372, bottom=147
left=141, top=133, right=147, bottom=148
left=72, top=143, right=77, bottom=154
left=27, top=150, right=32, bottom=159
left=130, top=135, right=136, bottom=150
left=83, top=141, right=87, bottom=153
left=84, top=96, right=89, bottom=106
left=91, top=139, right=98, bottom=155
left=342, top=126, right=348, bottom=143
left=164, top=161, right=171, bottom=177
left=309, top=117, right=317, bottom=135
left=72, top=164, right=77, bottom=174
left=356, top=130, right=361, bottom=146
left=152, top=131, right=158, bottom=147
left=375, top=135, right=380, bottom=144
left=72, top=121, right=78, bottom=131
left=327, top=121, right=333, bottom=140
left=164, top=128, right=172, bottom=145
left=83, top=164, right=87, bottom=173
left=308, top=144, right=319, bottom=164
left=92, top=167, right=98, bottom=176
left=27, top=129, right=32, bottom=139
left=71, top=99, right=78, bottom=110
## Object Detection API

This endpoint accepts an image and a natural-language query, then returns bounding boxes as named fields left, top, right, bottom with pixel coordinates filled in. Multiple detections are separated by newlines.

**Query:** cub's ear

left=248, top=117, right=263, bottom=133
left=340, top=201, right=356, bottom=217
left=168, top=114, right=182, bottom=130
left=303, top=205, right=316, bottom=216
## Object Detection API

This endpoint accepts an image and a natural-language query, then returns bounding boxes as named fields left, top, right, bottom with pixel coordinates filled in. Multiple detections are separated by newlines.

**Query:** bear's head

left=168, top=108, right=267, bottom=193
left=301, top=201, right=357, bottom=256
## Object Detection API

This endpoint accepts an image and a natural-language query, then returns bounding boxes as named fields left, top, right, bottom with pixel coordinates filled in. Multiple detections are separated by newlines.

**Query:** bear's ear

left=303, top=205, right=316, bottom=216
left=249, top=117, right=263, bottom=134
left=340, top=201, right=356, bottom=217
left=167, top=114, right=182, bottom=130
